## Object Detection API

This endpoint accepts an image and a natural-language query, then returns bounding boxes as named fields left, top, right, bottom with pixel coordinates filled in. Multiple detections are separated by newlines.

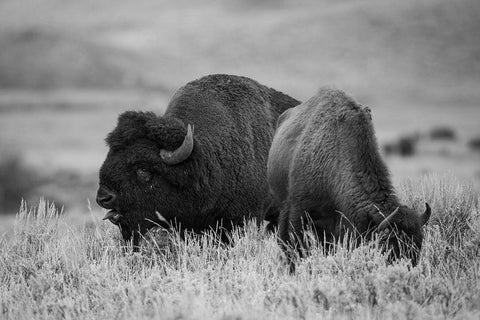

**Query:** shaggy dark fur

left=267, top=88, right=430, bottom=269
left=97, top=74, right=300, bottom=245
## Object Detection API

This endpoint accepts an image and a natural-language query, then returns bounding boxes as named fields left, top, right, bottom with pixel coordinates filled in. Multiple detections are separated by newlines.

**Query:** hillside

left=0, top=0, right=479, bottom=214
left=0, top=0, right=479, bottom=100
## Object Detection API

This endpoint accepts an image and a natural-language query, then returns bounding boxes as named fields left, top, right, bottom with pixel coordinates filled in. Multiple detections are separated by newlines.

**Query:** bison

left=267, top=88, right=431, bottom=269
left=96, top=74, right=300, bottom=246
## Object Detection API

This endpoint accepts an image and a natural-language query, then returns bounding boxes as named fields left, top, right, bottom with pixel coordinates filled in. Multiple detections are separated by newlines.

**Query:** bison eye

left=136, top=168, right=151, bottom=182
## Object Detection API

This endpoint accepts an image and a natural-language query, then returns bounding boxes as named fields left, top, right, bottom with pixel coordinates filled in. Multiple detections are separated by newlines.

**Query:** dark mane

left=106, top=111, right=189, bottom=152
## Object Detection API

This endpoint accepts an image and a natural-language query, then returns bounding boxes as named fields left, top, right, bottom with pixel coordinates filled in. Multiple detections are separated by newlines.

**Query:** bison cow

left=96, top=74, right=300, bottom=246
left=267, top=88, right=431, bottom=269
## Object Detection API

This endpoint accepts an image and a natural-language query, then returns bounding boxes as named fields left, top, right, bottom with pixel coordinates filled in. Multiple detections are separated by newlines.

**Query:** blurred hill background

left=0, top=0, right=479, bottom=220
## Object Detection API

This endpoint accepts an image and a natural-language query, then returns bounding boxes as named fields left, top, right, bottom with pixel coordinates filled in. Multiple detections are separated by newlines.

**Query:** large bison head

left=376, top=203, right=431, bottom=266
left=96, top=111, right=201, bottom=244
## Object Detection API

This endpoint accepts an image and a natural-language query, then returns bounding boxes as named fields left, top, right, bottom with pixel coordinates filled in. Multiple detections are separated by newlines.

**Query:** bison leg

left=264, top=201, right=280, bottom=233
left=278, top=203, right=307, bottom=273
left=278, top=203, right=290, bottom=249
left=309, top=210, right=342, bottom=254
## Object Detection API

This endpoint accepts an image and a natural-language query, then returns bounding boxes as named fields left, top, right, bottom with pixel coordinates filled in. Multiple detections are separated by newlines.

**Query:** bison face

left=96, top=111, right=201, bottom=242
left=377, top=204, right=431, bottom=266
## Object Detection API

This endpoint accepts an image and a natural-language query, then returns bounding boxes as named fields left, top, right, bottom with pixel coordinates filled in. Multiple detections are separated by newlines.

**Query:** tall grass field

left=0, top=174, right=479, bottom=319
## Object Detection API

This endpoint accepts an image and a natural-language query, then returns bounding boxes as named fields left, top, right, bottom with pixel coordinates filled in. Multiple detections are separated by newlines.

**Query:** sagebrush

left=0, top=175, right=479, bottom=319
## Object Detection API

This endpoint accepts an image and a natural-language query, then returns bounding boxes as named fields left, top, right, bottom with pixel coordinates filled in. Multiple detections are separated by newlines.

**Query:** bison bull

left=96, top=74, right=300, bottom=246
left=267, top=88, right=431, bottom=268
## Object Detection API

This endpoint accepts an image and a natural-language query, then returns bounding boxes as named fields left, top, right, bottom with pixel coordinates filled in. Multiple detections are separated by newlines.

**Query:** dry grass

left=0, top=174, right=479, bottom=319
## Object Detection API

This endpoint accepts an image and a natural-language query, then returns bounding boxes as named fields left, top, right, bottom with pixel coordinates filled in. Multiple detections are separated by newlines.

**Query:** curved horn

left=421, top=203, right=431, bottom=226
left=378, top=207, right=400, bottom=231
left=160, top=124, right=194, bottom=165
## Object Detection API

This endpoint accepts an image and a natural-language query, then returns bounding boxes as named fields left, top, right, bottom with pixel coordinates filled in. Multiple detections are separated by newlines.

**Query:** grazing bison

left=96, top=74, right=300, bottom=246
left=267, top=88, right=431, bottom=268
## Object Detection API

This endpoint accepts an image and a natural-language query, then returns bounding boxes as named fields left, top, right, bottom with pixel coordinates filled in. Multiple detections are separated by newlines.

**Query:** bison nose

left=96, top=186, right=117, bottom=209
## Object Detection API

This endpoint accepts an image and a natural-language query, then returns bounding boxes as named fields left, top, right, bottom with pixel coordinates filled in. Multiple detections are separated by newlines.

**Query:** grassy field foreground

left=0, top=175, right=479, bottom=319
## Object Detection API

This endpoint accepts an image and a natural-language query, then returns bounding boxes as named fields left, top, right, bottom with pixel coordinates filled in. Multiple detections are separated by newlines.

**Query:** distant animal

left=267, top=88, right=431, bottom=269
left=96, top=74, right=300, bottom=246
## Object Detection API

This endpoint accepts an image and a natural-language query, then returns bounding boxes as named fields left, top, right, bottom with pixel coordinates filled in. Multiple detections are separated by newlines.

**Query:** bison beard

left=96, top=74, right=300, bottom=247
left=267, top=88, right=431, bottom=271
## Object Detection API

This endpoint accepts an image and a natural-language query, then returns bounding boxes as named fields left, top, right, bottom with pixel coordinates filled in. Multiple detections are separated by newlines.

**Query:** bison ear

left=421, top=203, right=432, bottom=226
left=361, top=104, right=372, bottom=120
left=144, top=117, right=196, bottom=165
